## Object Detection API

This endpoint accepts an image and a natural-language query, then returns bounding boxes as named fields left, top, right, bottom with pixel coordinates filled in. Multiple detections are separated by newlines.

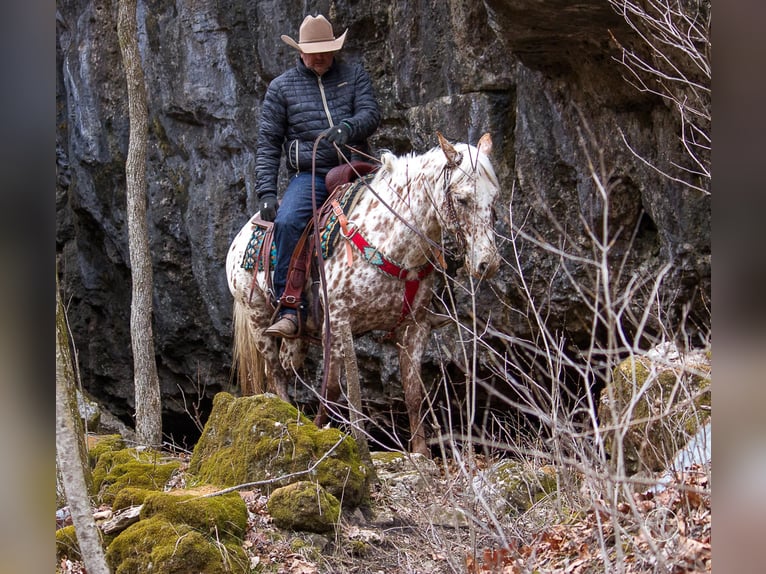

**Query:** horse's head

left=436, top=132, right=501, bottom=279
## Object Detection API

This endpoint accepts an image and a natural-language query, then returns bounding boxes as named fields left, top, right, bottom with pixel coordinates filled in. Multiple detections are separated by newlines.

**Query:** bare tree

left=609, top=0, right=711, bottom=193
left=117, top=0, right=162, bottom=446
left=56, top=277, right=110, bottom=574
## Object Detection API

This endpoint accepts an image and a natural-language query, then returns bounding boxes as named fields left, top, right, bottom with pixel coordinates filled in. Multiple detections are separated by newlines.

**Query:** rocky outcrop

left=598, top=342, right=711, bottom=475
left=189, top=393, right=369, bottom=507
left=56, top=0, right=711, bottom=439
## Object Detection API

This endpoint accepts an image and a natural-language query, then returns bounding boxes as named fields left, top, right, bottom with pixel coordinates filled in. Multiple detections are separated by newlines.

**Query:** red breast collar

left=343, top=225, right=434, bottom=323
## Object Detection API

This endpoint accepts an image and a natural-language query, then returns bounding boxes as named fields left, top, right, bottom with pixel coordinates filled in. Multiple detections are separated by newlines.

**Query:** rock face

left=56, top=1, right=711, bottom=439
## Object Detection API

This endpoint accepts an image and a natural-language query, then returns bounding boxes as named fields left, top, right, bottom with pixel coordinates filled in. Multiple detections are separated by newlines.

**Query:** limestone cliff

left=56, top=0, right=711, bottom=440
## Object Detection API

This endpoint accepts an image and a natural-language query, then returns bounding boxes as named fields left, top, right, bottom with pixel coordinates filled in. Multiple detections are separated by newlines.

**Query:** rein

left=340, top=145, right=463, bottom=262
left=311, top=134, right=334, bottom=405
left=334, top=211, right=434, bottom=325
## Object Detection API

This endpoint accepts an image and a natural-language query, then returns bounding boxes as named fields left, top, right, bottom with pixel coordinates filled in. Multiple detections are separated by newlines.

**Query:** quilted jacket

left=254, top=58, right=381, bottom=200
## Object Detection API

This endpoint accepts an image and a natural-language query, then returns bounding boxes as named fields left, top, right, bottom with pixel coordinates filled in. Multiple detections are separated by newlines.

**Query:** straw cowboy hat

left=281, top=14, right=347, bottom=54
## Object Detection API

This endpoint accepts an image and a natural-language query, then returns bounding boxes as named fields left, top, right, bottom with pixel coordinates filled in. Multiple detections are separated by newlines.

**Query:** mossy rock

left=91, top=447, right=182, bottom=503
left=189, top=392, right=369, bottom=507
left=112, top=486, right=155, bottom=511
left=370, top=451, right=407, bottom=467
left=105, top=515, right=248, bottom=574
left=55, top=525, right=80, bottom=562
left=598, top=345, right=711, bottom=475
left=267, top=480, right=340, bottom=533
left=474, top=460, right=559, bottom=515
left=77, top=389, right=101, bottom=431
left=87, top=434, right=125, bottom=467
left=139, top=490, right=248, bottom=539
left=371, top=451, right=439, bottom=478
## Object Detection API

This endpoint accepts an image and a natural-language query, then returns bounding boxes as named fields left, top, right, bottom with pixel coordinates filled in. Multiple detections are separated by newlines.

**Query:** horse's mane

left=376, top=145, right=447, bottom=190
left=375, top=141, right=497, bottom=191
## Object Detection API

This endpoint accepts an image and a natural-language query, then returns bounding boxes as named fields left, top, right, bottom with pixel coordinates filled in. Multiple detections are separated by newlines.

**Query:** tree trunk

left=56, top=277, right=110, bottom=574
left=117, top=0, right=162, bottom=447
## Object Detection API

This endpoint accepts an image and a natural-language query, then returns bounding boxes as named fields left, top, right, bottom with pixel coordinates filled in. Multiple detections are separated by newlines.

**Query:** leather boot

left=264, top=314, right=300, bottom=338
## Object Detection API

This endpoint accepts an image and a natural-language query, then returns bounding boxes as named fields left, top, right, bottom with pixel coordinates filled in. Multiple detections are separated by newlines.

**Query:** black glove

left=323, top=122, right=351, bottom=146
left=259, top=194, right=278, bottom=222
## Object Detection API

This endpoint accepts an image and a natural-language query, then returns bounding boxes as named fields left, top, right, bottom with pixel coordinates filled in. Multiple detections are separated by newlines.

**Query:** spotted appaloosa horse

left=226, top=132, right=500, bottom=455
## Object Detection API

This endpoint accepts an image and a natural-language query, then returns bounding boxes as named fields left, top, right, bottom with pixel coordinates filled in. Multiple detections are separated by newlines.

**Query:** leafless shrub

left=608, top=0, right=711, bottom=193
left=293, top=116, right=710, bottom=570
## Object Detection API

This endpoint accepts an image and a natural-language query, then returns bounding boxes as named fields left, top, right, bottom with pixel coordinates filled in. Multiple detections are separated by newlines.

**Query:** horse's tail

left=231, top=299, right=266, bottom=396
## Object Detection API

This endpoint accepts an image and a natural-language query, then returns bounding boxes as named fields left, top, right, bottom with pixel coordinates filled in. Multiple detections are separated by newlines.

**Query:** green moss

left=91, top=447, right=182, bottom=503
left=486, top=460, right=557, bottom=513
left=87, top=434, right=125, bottom=467
left=536, top=465, right=559, bottom=497
left=599, top=352, right=712, bottom=475
left=140, top=491, right=247, bottom=538
left=105, top=516, right=248, bottom=574
left=55, top=525, right=80, bottom=562
left=189, top=393, right=369, bottom=507
left=370, top=451, right=406, bottom=465
left=314, top=456, right=367, bottom=504
left=349, top=539, right=370, bottom=556
left=104, top=488, right=248, bottom=573
left=112, top=487, right=154, bottom=511
left=267, top=481, right=340, bottom=533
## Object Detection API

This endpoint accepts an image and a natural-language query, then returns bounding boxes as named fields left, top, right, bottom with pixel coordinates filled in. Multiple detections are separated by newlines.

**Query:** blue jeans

left=273, top=173, right=329, bottom=315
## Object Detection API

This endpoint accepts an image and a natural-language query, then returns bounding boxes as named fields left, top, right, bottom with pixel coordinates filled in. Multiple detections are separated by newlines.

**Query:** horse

left=226, top=132, right=500, bottom=455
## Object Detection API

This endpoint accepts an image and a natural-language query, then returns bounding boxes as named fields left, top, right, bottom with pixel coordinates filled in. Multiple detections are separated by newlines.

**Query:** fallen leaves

left=467, top=464, right=711, bottom=574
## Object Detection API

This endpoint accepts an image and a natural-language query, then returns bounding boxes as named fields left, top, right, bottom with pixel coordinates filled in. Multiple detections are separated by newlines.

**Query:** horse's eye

left=456, top=197, right=470, bottom=207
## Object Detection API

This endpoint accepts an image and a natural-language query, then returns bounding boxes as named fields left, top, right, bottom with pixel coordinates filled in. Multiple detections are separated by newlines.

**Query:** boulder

left=267, top=481, right=341, bottom=534
left=91, top=446, right=182, bottom=505
left=471, top=460, right=559, bottom=516
left=189, top=392, right=370, bottom=508
left=598, top=343, right=711, bottom=475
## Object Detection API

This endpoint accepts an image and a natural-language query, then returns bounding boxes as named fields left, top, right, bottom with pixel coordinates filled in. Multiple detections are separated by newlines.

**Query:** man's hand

left=259, top=194, right=278, bottom=222
left=323, top=122, right=351, bottom=146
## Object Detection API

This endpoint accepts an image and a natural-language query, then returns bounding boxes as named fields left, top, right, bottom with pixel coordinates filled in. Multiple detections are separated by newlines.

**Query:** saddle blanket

left=240, top=174, right=372, bottom=272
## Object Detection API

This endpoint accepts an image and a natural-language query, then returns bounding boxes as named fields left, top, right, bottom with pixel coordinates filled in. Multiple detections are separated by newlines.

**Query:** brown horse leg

left=397, top=321, right=431, bottom=456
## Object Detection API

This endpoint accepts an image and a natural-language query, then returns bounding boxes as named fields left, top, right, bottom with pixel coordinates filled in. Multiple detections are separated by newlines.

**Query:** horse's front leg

left=397, top=320, right=432, bottom=456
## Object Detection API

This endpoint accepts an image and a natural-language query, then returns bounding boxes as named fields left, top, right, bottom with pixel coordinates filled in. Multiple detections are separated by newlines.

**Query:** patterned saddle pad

left=240, top=224, right=275, bottom=272
left=240, top=173, right=372, bottom=272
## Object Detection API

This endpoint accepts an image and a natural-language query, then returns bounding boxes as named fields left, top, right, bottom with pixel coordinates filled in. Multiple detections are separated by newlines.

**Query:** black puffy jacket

left=255, top=58, right=381, bottom=199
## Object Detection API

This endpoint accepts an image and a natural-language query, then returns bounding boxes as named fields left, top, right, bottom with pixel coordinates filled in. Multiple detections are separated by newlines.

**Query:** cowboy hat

left=281, top=14, right=347, bottom=54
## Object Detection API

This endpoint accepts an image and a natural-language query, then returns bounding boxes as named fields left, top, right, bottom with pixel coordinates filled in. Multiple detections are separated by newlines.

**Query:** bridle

left=439, top=150, right=468, bottom=258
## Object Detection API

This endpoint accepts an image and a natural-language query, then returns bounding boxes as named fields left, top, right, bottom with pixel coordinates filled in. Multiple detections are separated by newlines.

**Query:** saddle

left=242, top=161, right=377, bottom=334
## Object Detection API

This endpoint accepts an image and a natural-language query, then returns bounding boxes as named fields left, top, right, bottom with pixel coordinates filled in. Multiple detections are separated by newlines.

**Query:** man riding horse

left=254, top=14, right=381, bottom=338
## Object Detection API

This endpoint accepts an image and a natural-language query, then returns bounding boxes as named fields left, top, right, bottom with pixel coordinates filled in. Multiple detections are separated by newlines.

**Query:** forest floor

left=58, top=450, right=711, bottom=574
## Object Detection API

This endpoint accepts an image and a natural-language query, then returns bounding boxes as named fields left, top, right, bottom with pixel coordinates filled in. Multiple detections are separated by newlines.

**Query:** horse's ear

left=478, top=133, right=493, bottom=156
left=437, top=131, right=460, bottom=166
